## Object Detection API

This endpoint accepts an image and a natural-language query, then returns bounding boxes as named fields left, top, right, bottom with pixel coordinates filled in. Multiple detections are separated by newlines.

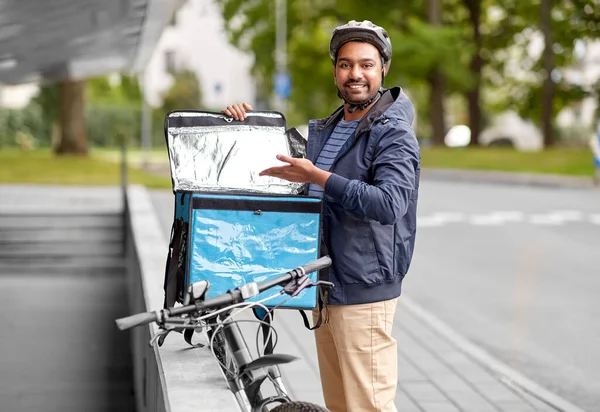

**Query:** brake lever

left=149, top=316, right=205, bottom=347
left=314, top=280, right=334, bottom=289
left=282, top=275, right=334, bottom=297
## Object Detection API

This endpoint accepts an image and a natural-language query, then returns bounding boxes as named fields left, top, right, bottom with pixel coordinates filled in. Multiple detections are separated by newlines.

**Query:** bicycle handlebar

left=115, top=256, right=332, bottom=331
left=115, top=311, right=160, bottom=331
left=299, top=256, right=331, bottom=276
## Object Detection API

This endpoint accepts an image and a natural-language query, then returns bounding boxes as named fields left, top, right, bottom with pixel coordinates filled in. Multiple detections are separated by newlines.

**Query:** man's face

left=333, top=41, right=385, bottom=105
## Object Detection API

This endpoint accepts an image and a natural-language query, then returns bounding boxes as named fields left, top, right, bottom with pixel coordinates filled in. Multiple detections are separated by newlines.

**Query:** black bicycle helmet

left=329, top=20, right=392, bottom=75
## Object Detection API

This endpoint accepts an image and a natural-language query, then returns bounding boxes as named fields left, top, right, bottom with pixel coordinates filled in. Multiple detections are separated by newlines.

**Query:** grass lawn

left=0, top=148, right=172, bottom=189
left=0, top=146, right=595, bottom=188
left=420, top=146, right=595, bottom=176
left=94, top=147, right=170, bottom=166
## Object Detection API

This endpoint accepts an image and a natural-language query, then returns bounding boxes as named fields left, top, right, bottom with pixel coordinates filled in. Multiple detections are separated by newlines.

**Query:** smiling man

left=223, top=20, right=421, bottom=412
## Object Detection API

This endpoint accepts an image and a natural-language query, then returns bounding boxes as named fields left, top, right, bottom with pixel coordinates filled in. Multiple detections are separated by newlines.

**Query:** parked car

left=444, top=112, right=543, bottom=151
left=479, top=111, right=543, bottom=151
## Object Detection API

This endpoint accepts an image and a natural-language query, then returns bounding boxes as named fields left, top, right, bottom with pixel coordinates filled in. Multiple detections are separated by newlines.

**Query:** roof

left=0, top=0, right=183, bottom=84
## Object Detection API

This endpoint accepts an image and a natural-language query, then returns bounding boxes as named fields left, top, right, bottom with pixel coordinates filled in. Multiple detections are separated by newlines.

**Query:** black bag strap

left=300, top=286, right=329, bottom=330
left=300, top=235, right=331, bottom=330
left=163, top=219, right=185, bottom=309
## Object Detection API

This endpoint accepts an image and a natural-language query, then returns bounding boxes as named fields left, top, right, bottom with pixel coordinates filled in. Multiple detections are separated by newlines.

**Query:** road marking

left=527, top=214, right=564, bottom=225
left=433, top=212, right=466, bottom=222
left=417, top=217, right=446, bottom=227
left=553, top=210, right=585, bottom=221
left=417, top=211, right=598, bottom=228
left=490, top=211, right=525, bottom=222
left=417, top=212, right=466, bottom=227
left=469, top=214, right=506, bottom=225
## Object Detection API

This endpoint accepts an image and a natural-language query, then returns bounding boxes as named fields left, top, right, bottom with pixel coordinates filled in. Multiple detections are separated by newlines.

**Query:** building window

left=165, top=50, right=176, bottom=74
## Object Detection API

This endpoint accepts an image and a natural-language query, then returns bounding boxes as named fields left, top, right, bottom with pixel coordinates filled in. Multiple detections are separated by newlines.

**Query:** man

left=223, top=20, right=420, bottom=412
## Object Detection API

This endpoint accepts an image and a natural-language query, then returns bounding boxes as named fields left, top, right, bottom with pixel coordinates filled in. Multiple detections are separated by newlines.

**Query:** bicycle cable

left=207, top=297, right=277, bottom=374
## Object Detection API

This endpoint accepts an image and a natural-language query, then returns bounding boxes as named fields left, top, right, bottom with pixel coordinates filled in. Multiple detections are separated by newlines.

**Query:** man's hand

left=260, top=155, right=332, bottom=187
left=222, top=103, right=253, bottom=121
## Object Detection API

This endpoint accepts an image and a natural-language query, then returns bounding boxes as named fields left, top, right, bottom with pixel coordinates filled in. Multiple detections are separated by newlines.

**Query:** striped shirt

left=308, top=119, right=360, bottom=198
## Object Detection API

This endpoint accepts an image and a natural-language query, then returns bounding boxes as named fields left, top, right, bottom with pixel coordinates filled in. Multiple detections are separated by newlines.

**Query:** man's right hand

left=222, top=103, right=253, bottom=121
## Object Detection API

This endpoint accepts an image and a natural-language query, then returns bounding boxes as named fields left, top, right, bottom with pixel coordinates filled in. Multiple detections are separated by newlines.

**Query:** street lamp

left=274, top=0, right=290, bottom=114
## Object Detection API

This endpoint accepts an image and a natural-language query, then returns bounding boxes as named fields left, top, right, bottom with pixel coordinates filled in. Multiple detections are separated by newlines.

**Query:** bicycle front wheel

left=270, top=401, right=329, bottom=412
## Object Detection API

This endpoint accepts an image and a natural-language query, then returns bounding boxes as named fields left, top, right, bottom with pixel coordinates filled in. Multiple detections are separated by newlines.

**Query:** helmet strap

left=338, top=88, right=382, bottom=113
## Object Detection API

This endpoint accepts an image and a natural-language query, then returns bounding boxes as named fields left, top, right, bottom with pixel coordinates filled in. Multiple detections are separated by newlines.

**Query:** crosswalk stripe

left=416, top=211, right=599, bottom=228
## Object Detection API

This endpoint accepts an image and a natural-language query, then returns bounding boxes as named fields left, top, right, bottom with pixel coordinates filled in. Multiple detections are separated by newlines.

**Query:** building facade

left=142, top=0, right=256, bottom=110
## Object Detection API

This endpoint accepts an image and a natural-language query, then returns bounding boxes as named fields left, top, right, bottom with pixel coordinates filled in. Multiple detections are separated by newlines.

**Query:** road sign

left=274, top=72, right=291, bottom=98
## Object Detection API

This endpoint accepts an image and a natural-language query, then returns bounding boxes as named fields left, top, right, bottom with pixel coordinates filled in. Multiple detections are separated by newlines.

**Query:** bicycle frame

left=208, top=312, right=292, bottom=412
left=115, top=256, right=333, bottom=412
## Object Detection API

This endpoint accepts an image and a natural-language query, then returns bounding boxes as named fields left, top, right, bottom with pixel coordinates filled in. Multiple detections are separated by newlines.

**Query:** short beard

left=337, top=84, right=379, bottom=106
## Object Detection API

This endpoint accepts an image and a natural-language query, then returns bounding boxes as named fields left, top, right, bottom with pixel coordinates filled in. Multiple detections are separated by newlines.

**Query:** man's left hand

left=259, top=155, right=331, bottom=187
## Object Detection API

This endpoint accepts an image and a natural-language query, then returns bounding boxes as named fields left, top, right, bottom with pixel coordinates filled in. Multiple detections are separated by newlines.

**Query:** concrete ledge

left=125, top=185, right=238, bottom=412
left=421, top=168, right=597, bottom=189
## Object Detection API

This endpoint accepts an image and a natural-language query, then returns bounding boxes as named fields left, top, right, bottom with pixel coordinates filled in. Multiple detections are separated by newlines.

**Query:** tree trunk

left=54, top=79, right=88, bottom=155
left=540, top=0, right=555, bottom=148
left=428, top=71, right=446, bottom=146
left=465, top=0, right=483, bottom=146
left=428, top=0, right=446, bottom=146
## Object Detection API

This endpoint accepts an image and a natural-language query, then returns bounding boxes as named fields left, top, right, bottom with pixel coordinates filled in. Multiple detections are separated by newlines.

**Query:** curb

left=401, top=296, right=588, bottom=412
left=139, top=162, right=599, bottom=190
left=421, top=168, right=597, bottom=190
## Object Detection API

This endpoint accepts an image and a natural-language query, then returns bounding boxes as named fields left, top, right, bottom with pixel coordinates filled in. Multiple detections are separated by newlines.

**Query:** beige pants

left=313, top=297, right=399, bottom=412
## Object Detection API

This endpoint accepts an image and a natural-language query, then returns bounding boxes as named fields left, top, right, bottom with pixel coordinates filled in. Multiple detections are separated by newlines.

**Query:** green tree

left=85, top=75, right=143, bottom=147
left=160, top=69, right=203, bottom=113
left=445, top=0, right=485, bottom=145
left=30, top=83, right=60, bottom=146
left=485, top=0, right=599, bottom=147
left=216, top=0, right=469, bottom=137
left=29, top=74, right=144, bottom=151
left=87, top=75, right=142, bottom=105
left=427, top=0, right=448, bottom=146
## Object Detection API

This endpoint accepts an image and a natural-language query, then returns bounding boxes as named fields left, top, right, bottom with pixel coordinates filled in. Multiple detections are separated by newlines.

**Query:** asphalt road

left=406, top=180, right=600, bottom=412
left=150, top=180, right=600, bottom=411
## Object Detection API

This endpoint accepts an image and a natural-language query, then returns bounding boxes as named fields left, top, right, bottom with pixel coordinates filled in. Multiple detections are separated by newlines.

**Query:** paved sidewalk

left=148, top=189, right=586, bottom=412
left=262, top=303, right=565, bottom=412
left=420, top=168, right=596, bottom=190
left=394, top=300, right=558, bottom=412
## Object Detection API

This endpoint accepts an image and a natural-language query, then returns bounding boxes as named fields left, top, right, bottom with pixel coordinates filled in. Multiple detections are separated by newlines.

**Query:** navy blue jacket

left=306, top=87, right=420, bottom=305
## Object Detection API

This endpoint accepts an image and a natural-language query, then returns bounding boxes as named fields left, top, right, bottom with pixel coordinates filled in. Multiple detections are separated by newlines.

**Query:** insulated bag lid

left=165, top=110, right=306, bottom=195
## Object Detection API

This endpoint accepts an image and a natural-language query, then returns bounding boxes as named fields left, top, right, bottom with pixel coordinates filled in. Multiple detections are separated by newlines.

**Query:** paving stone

left=401, top=382, right=449, bottom=403
left=398, top=352, right=428, bottom=382
left=474, top=381, right=529, bottom=403
left=395, top=389, right=423, bottom=412
left=495, top=402, right=539, bottom=412
left=518, top=395, right=561, bottom=412
left=397, top=332, right=455, bottom=374
left=431, top=382, right=497, bottom=412
left=418, top=401, right=462, bottom=412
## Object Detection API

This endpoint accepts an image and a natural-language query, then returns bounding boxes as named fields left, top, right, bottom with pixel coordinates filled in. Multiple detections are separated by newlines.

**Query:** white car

left=479, top=111, right=543, bottom=151
left=445, top=111, right=543, bottom=151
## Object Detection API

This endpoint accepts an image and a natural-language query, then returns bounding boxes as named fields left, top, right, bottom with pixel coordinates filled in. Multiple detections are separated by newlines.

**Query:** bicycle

left=116, top=256, right=334, bottom=412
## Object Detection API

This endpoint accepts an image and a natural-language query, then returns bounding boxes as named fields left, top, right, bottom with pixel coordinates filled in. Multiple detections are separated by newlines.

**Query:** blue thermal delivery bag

left=163, top=110, right=321, bottom=311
